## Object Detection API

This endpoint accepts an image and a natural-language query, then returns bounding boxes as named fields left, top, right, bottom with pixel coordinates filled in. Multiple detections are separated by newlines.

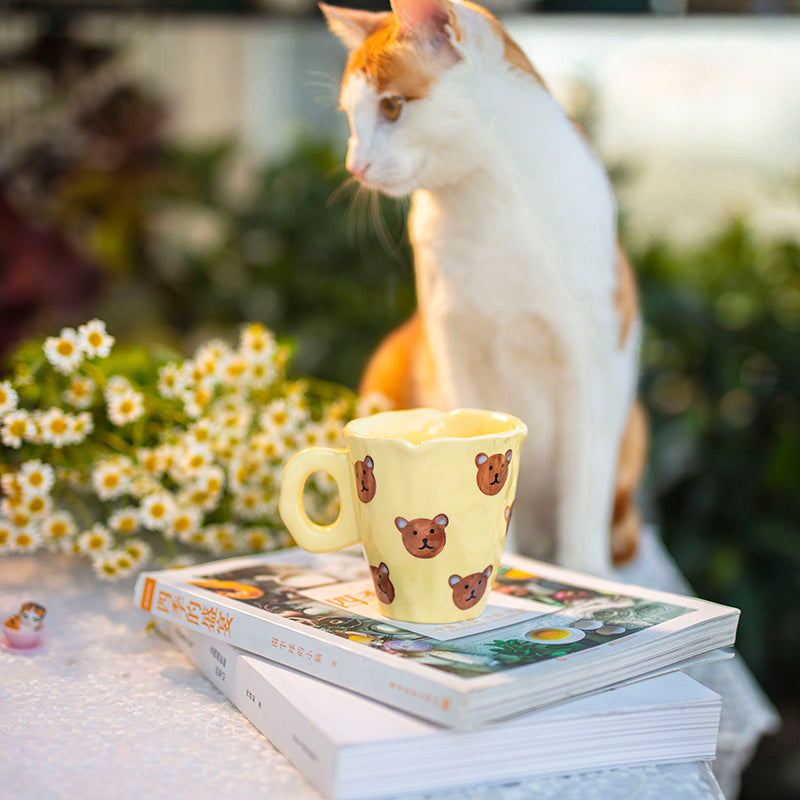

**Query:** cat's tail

left=611, top=399, right=648, bottom=565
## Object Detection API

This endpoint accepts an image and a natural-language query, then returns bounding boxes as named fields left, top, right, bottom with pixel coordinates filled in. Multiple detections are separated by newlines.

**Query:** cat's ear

left=320, top=3, right=391, bottom=51
left=390, top=0, right=454, bottom=36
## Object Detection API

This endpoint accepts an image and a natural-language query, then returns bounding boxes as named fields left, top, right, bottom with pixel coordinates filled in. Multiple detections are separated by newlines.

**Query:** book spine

left=164, top=622, right=339, bottom=799
left=135, top=572, right=465, bottom=727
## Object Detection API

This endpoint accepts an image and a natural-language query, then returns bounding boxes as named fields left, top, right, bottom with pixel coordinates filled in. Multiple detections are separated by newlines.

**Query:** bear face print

left=354, top=456, right=376, bottom=503
left=475, top=450, right=512, bottom=495
left=370, top=562, right=395, bottom=604
left=449, top=566, right=493, bottom=610
left=395, top=514, right=449, bottom=558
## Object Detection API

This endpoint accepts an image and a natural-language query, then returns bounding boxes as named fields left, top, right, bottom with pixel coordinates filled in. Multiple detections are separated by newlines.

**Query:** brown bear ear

left=504, top=450, right=512, bottom=462
left=483, top=564, right=493, bottom=578
left=448, top=574, right=462, bottom=586
left=379, top=562, right=389, bottom=575
left=395, top=517, right=409, bottom=530
left=434, top=513, right=449, bottom=527
left=476, top=453, right=488, bottom=466
left=365, top=455, right=374, bottom=469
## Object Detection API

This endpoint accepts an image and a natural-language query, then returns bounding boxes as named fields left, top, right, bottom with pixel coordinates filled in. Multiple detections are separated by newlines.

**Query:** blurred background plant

left=0, top=11, right=798, bottom=799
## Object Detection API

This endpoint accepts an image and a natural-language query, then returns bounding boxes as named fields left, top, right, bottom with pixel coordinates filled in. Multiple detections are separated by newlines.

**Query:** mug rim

left=343, top=407, right=527, bottom=448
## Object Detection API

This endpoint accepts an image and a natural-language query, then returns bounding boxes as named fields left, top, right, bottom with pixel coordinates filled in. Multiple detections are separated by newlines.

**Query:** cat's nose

left=347, top=160, right=371, bottom=180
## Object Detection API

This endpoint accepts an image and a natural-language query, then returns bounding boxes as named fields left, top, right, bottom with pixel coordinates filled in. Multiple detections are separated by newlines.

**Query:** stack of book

left=135, top=548, right=739, bottom=799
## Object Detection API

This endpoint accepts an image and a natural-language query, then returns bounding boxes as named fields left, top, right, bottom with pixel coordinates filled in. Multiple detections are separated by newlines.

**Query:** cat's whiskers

left=304, top=70, right=343, bottom=109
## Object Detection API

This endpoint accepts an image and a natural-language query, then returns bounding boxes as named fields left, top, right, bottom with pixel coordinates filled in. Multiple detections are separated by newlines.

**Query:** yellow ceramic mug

left=279, top=408, right=527, bottom=623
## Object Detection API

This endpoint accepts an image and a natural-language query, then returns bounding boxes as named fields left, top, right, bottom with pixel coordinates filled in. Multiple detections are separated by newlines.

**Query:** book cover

left=164, top=621, right=723, bottom=800
left=134, top=548, right=738, bottom=727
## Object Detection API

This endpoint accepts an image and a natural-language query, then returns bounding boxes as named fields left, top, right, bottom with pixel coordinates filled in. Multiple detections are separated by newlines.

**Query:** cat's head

left=322, top=0, right=473, bottom=196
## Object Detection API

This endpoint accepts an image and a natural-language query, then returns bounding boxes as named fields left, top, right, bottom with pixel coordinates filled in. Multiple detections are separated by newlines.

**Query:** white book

left=163, top=621, right=722, bottom=800
left=134, top=548, right=738, bottom=728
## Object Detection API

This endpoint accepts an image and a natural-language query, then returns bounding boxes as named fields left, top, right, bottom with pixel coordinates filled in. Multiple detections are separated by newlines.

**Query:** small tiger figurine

left=5, top=602, right=46, bottom=631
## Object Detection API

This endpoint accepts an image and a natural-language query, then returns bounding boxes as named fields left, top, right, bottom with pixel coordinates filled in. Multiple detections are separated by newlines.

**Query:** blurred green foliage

left=162, top=140, right=415, bottom=387
left=637, top=222, right=800, bottom=700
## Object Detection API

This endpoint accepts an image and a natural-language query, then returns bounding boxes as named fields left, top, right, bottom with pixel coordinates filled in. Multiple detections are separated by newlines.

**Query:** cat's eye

left=379, top=95, right=404, bottom=122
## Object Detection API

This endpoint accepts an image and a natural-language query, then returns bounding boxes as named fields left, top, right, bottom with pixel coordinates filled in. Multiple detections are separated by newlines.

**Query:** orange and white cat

left=322, top=0, right=647, bottom=573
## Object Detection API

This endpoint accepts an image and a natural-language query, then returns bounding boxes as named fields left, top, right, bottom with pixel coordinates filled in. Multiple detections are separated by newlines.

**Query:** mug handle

left=279, top=448, right=360, bottom=553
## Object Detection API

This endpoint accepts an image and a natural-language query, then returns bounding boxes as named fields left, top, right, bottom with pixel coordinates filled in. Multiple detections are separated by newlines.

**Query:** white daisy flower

left=356, top=391, right=394, bottom=418
left=42, top=511, right=77, bottom=550
left=213, top=432, right=244, bottom=464
left=139, top=491, right=176, bottom=532
left=218, top=354, right=248, bottom=388
left=64, top=375, right=96, bottom=409
left=123, top=538, right=152, bottom=567
left=78, top=524, right=113, bottom=555
left=10, top=527, right=42, bottom=554
left=0, top=380, right=18, bottom=416
left=1, top=409, right=36, bottom=448
left=144, top=444, right=175, bottom=476
left=178, top=442, right=215, bottom=476
left=242, top=358, right=275, bottom=389
left=243, top=527, right=276, bottom=553
left=24, top=494, right=52, bottom=517
left=67, top=412, right=94, bottom=445
left=170, top=506, right=202, bottom=542
left=249, top=431, right=287, bottom=463
left=18, top=460, right=55, bottom=496
left=38, top=407, right=72, bottom=447
left=233, top=488, right=270, bottom=521
left=181, top=382, right=214, bottom=419
left=109, top=507, right=140, bottom=535
left=157, top=362, right=186, bottom=399
left=1, top=473, right=23, bottom=498
left=107, top=388, right=145, bottom=426
left=92, top=457, right=133, bottom=500
left=259, top=398, right=307, bottom=434
left=194, top=339, right=231, bottom=382
left=0, top=520, right=14, bottom=553
left=239, top=323, right=275, bottom=358
left=204, top=523, right=239, bottom=555
left=92, top=553, right=121, bottom=580
left=109, top=549, right=137, bottom=578
left=44, top=327, right=83, bottom=374
left=318, top=418, right=345, bottom=448
left=185, top=418, right=217, bottom=447
left=104, top=375, right=133, bottom=397
left=78, top=319, right=115, bottom=358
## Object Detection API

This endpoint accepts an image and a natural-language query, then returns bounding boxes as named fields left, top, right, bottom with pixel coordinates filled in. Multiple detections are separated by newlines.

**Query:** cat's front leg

left=555, top=351, right=634, bottom=575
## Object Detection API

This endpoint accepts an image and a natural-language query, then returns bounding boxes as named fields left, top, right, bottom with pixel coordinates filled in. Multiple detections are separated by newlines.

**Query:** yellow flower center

left=89, top=535, right=105, bottom=549
left=29, top=473, right=43, bottom=486
left=103, top=563, right=117, bottom=576
left=88, top=331, right=103, bottom=347
left=0, top=389, right=7, bottom=403
left=119, top=518, right=136, bottom=531
left=120, top=400, right=134, bottom=415
left=103, top=474, right=120, bottom=488
left=57, top=340, right=74, bottom=356
left=151, top=503, right=166, bottom=518
left=12, top=512, right=28, bottom=527
left=9, top=420, right=26, bottom=436
left=175, top=517, right=191, bottom=532
left=16, top=534, right=32, bottom=547
left=51, top=419, right=67, bottom=435
left=29, top=497, right=45, bottom=513
left=51, top=522, right=67, bottom=537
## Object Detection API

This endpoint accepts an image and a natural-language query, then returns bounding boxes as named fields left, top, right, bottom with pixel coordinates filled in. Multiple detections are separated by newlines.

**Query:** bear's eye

left=464, top=584, right=470, bottom=590
left=489, top=466, right=493, bottom=471
left=429, top=528, right=435, bottom=534
left=412, top=530, right=417, bottom=536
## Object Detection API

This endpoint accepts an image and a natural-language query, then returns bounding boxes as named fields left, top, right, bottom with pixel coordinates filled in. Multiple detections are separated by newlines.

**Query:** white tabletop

left=0, top=531, right=775, bottom=800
